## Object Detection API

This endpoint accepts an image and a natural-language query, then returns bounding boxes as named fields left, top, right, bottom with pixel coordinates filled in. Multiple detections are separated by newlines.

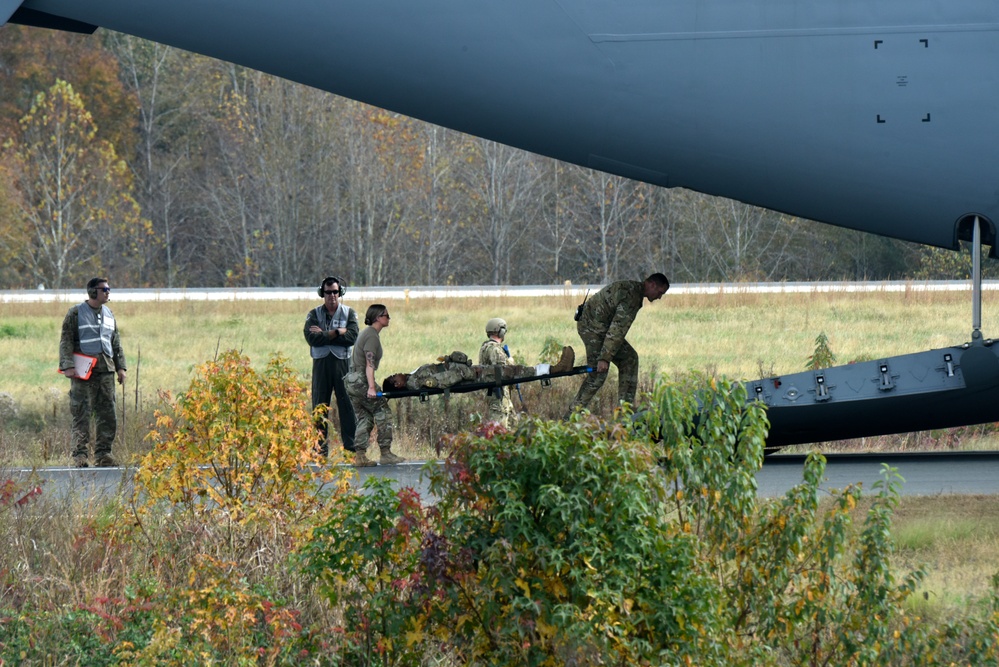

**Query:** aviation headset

left=86, top=277, right=106, bottom=300
left=317, top=276, right=346, bottom=298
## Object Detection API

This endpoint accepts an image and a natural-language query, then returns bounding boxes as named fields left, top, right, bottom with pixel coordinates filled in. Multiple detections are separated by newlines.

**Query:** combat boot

left=353, top=449, right=377, bottom=467
left=551, top=346, right=575, bottom=374
left=379, top=448, right=406, bottom=465
left=95, top=454, right=119, bottom=467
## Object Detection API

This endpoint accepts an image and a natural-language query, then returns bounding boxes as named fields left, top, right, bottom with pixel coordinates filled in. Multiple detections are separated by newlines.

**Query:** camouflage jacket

left=479, top=339, right=513, bottom=366
left=577, top=280, right=644, bottom=363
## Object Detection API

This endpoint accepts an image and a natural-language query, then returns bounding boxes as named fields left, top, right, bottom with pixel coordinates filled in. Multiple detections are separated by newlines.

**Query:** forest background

left=0, top=26, right=986, bottom=292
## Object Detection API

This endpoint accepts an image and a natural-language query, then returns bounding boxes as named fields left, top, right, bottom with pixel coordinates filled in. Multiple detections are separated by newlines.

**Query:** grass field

left=4, top=287, right=999, bottom=461
left=4, top=286, right=999, bottom=397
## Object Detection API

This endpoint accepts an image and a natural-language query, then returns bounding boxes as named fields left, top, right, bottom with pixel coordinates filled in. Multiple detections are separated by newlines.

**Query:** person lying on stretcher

left=382, top=346, right=575, bottom=393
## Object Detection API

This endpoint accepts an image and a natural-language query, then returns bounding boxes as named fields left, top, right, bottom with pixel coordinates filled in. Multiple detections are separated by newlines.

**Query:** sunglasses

left=100, top=287, right=111, bottom=293
left=323, top=290, right=339, bottom=296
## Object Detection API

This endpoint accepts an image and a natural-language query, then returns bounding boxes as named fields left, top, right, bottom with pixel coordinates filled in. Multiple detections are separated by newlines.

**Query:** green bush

left=7, top=362, right=996, bottom=664
left=301, top=376, right=999, bottom=665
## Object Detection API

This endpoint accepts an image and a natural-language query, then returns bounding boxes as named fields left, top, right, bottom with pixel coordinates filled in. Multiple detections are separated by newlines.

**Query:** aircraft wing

left=7, top=0, right=999, bottom=251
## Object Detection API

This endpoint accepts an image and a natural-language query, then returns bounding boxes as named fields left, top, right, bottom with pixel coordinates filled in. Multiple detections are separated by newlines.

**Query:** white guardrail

left=2, top=280, right=998, bottom=304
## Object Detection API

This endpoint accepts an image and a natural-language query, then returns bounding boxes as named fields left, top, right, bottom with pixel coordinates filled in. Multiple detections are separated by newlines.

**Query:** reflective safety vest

left=77, top=303, right=114, bottom=358
left=310, top=304, right=352, bottom=360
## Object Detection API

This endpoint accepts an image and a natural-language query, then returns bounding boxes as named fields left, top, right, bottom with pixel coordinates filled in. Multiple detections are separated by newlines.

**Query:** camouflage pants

left=345, top=372, right=394, bottom=451
left=484, top=391, right=515, bottom=428
left=567, top=328, right=639, bottom=413
left=70, top=373, right=117, bottom=459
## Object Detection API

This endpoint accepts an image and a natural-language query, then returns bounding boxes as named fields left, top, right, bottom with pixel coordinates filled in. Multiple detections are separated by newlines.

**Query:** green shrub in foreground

left=302, top=377, right=999, bottom=666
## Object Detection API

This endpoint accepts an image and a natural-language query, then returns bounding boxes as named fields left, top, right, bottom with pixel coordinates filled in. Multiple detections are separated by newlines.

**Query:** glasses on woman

left=380, top=312, right=390, bottom=320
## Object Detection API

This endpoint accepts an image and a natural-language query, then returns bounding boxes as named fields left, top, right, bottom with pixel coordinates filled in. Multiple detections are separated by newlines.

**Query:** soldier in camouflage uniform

left=479, top=318, right=517, bottom=426
left=344, top=304, right=405, bottom=466
left=566, top=273, right=669, bottom=416
left=59, top=277, right=127, bottom=468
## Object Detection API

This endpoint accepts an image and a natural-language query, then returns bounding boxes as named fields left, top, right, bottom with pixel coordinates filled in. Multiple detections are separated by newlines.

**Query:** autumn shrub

left=135, top=349, right=351, bottom=533
left=0, top=476, right=42, bottom=517
left=121, top=350, right=351, bottom=663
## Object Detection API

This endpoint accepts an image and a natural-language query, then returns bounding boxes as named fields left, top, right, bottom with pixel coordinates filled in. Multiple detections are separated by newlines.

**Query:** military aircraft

left=4, top=0, right=999, bottom=447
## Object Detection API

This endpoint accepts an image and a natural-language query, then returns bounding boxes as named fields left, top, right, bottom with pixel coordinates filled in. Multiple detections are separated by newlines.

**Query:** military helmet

left=485, top=317, right=507, bottom=338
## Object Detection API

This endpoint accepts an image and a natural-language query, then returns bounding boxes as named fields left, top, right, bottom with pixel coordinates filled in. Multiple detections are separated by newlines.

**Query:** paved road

left=758, top=451, right=999, bottom=496
left=9, top=452, right=999, bottom=503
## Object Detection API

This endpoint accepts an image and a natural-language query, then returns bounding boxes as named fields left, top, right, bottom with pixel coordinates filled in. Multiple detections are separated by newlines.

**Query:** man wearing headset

left=59, top=277, right=127, bottom=467
left=304, top=276, right=359, bottom=455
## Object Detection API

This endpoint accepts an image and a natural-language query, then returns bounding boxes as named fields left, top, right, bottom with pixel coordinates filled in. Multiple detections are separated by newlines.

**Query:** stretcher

left=378, top=365, right=594, bottom=401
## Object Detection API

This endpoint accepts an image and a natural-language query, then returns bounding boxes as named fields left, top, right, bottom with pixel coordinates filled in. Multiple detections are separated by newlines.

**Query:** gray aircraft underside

left=5, top=0, right=999, bottom=447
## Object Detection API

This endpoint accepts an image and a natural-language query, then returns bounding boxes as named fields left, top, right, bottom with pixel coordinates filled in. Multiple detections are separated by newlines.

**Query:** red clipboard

left=57, top=353, right=98, bottom=380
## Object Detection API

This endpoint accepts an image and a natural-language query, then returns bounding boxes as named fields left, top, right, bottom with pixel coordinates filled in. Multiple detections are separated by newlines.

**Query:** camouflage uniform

left=345, top=372, right=394, bottom=451
left=59, top=304, right=126, bottom=464
left=479, top=339, right=516, bottom=426
left=395, top=357, right=536, bottom=393
left=568, top=280, right=644, bottom=413
left=346, top=327, right=393, bottom=453
left=406, top=358, right=476, bottom=390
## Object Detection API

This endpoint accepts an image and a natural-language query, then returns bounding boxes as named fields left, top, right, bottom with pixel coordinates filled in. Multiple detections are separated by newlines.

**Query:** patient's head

left=382, top=373, right=410, bottom=392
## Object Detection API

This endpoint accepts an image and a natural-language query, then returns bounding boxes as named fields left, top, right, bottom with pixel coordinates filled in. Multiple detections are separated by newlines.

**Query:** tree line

left=0, top=27, right=982, bottom=290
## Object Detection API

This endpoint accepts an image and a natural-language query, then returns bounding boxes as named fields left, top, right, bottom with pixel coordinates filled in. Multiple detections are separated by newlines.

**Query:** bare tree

left=337, top=102, right=423, bottom=285
left=533, top=160, right=581, bottom=283
left=457, top=139, right=543, bottom=285
left=412, top=124, right=470, bottom=284
left=105, top=32, right=205, bottom=287
left=565, top=168, right=651, bottom=283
